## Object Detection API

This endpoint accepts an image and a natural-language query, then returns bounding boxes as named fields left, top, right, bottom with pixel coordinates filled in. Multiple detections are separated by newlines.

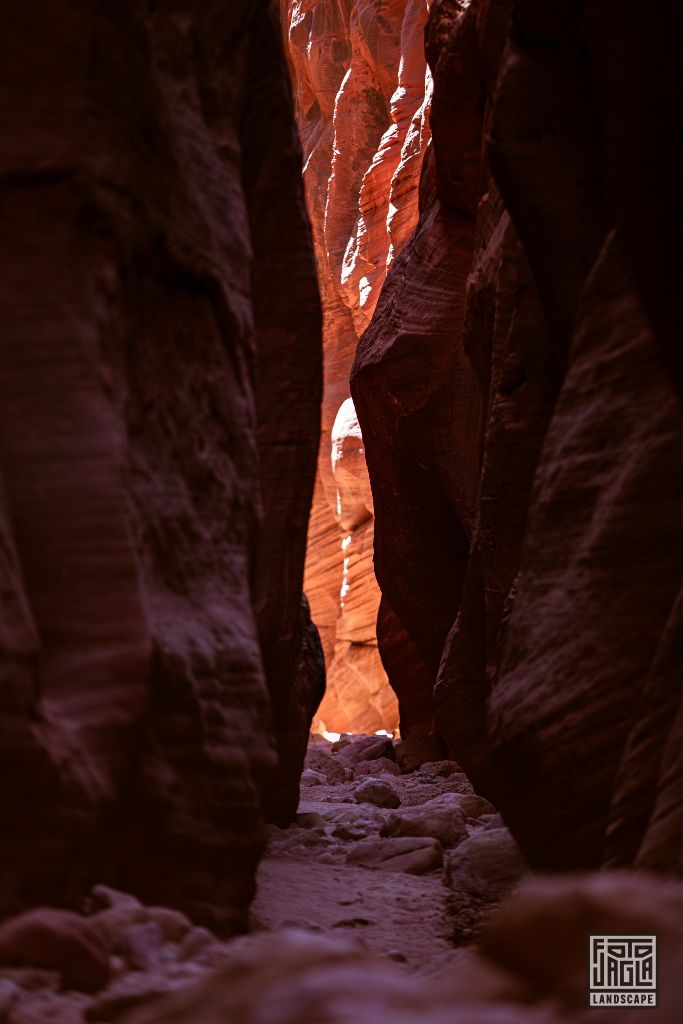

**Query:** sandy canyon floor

left=252, top=733, right=520, bottom=971
left=0, top=733, right=528, bottom=1022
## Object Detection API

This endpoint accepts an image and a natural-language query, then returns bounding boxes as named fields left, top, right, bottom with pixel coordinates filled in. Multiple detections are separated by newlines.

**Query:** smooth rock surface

left=0, top=0, right=322, bottom=926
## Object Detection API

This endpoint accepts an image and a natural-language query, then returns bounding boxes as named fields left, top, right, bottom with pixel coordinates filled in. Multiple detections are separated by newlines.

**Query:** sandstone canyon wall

left=0, top=0, right=322, bottom=930
left=280, top=0, right=433, bottom=734
left=352, top=0, right=683, bottom=869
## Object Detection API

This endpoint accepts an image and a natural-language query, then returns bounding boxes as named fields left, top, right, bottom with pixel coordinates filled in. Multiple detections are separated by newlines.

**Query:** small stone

left=88, top=886, right=141, bottom=913
left=478, top=813, right=504, bottom=830
left=331, top=824, right=367, bottom=841
left=179, top=927, right=217, bottom=961
left=316, top=851, right=340, bottom=864
left=115, top=921, right=164, bottom=971
left=354, top=778, right=400, bottom=809
left=330, top=734, right=354, bottom=752
left=300, top=768, right=327, bottom=787
left=147, top=907, right=193, bottom=944
left=89, top=904, right=148, bottom=950
left=419, top=761, right=464, bottom=778
left=0, top=977, right=21, bottom=1014
left=295, top=811, right=329, bottom=829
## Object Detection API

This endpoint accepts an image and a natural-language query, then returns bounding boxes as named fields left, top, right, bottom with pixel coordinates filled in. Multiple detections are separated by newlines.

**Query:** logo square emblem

left=588, top=935, right=657, bottom=1008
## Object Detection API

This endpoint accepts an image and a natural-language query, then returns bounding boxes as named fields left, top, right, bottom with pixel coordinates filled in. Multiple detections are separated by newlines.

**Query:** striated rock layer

left=281, top=0, right=432, bottom=733
left=352, top=0, right=683, bottom=869
left=0, top=0, right=322, bottom=928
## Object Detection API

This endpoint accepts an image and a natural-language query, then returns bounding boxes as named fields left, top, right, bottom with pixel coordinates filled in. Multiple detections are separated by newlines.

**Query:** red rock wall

left=352, top=0, right=683, bottom=869
left=0, top=0, right=322, bottom=929
left=281, top=0, right=432, bottom=733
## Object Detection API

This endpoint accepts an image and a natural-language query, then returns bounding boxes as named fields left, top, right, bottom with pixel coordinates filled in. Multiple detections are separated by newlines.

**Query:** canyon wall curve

left=280, top=0, right=434, bottom=735
left=0, top=0, right=323, bottom=929
left=351, top=0, right=683, bottom=868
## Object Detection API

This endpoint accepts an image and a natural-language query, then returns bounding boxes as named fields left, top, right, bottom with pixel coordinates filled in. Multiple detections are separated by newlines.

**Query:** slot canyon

left=0, top=0, right=682, bottom=1021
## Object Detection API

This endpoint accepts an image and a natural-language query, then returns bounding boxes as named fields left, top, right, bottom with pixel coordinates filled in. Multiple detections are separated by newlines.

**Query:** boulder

left=295, top=812, right=330, bottom=830
left=383, top=791, right=495, bottom=846
left=346, top=837, right=443, bottom=875
left=381, top=792, right=494, bottom=847
left=0, top=909, right=111, bottom=993
left=300, top=770, right=328, bottom=789
left=333, top=735, right=395, bottom=769
left=395, top=735, right=450, bottom=773
left=352, top=758, right=401, bottom=780
left=419, top=762, right=465, bottom=779
left=354, top=779, right=401, bottom=809
left=304, top=747, right=349, bottom=785
left=146, top=908, right=192, bottom=945
left=479, top=872, right=683, bottom=1010
left=444, top=829, right=527, bottom=901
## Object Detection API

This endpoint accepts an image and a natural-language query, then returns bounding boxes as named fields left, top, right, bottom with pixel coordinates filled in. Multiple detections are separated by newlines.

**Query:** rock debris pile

left=1, top=736, right=681, bottom=1022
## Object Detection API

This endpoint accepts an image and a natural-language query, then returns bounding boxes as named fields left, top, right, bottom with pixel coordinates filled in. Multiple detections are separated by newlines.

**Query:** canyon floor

left=252, top=733, right=518, bottom=970
left=0, top=733, right=526, bottom=1022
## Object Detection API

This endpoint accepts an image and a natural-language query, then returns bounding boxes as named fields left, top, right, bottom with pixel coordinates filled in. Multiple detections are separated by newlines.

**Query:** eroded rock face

left=281, top=0, right=433, bottom=732
left=0, top=0, right=321, bottom=928
left=352, top=0, right=683, bottom=873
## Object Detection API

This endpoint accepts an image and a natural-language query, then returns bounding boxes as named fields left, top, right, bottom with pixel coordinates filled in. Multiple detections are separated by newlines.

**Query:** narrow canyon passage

left=253, top=733, right=520, bottom=968
left=1, top=0, right=682, bottom=1022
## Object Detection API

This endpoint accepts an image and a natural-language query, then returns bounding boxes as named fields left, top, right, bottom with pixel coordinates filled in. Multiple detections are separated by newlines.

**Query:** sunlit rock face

left=280, top=0, right=432, bottom=733
left=353, top=0, right=683, bottom=872
left=0, top=0, right=321, bottom=928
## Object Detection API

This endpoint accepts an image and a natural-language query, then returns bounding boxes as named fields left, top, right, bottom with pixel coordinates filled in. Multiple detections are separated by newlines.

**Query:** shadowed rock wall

left=0, top=0, right=322, bottom=930
left=352, top=0, right=683, bottom=868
